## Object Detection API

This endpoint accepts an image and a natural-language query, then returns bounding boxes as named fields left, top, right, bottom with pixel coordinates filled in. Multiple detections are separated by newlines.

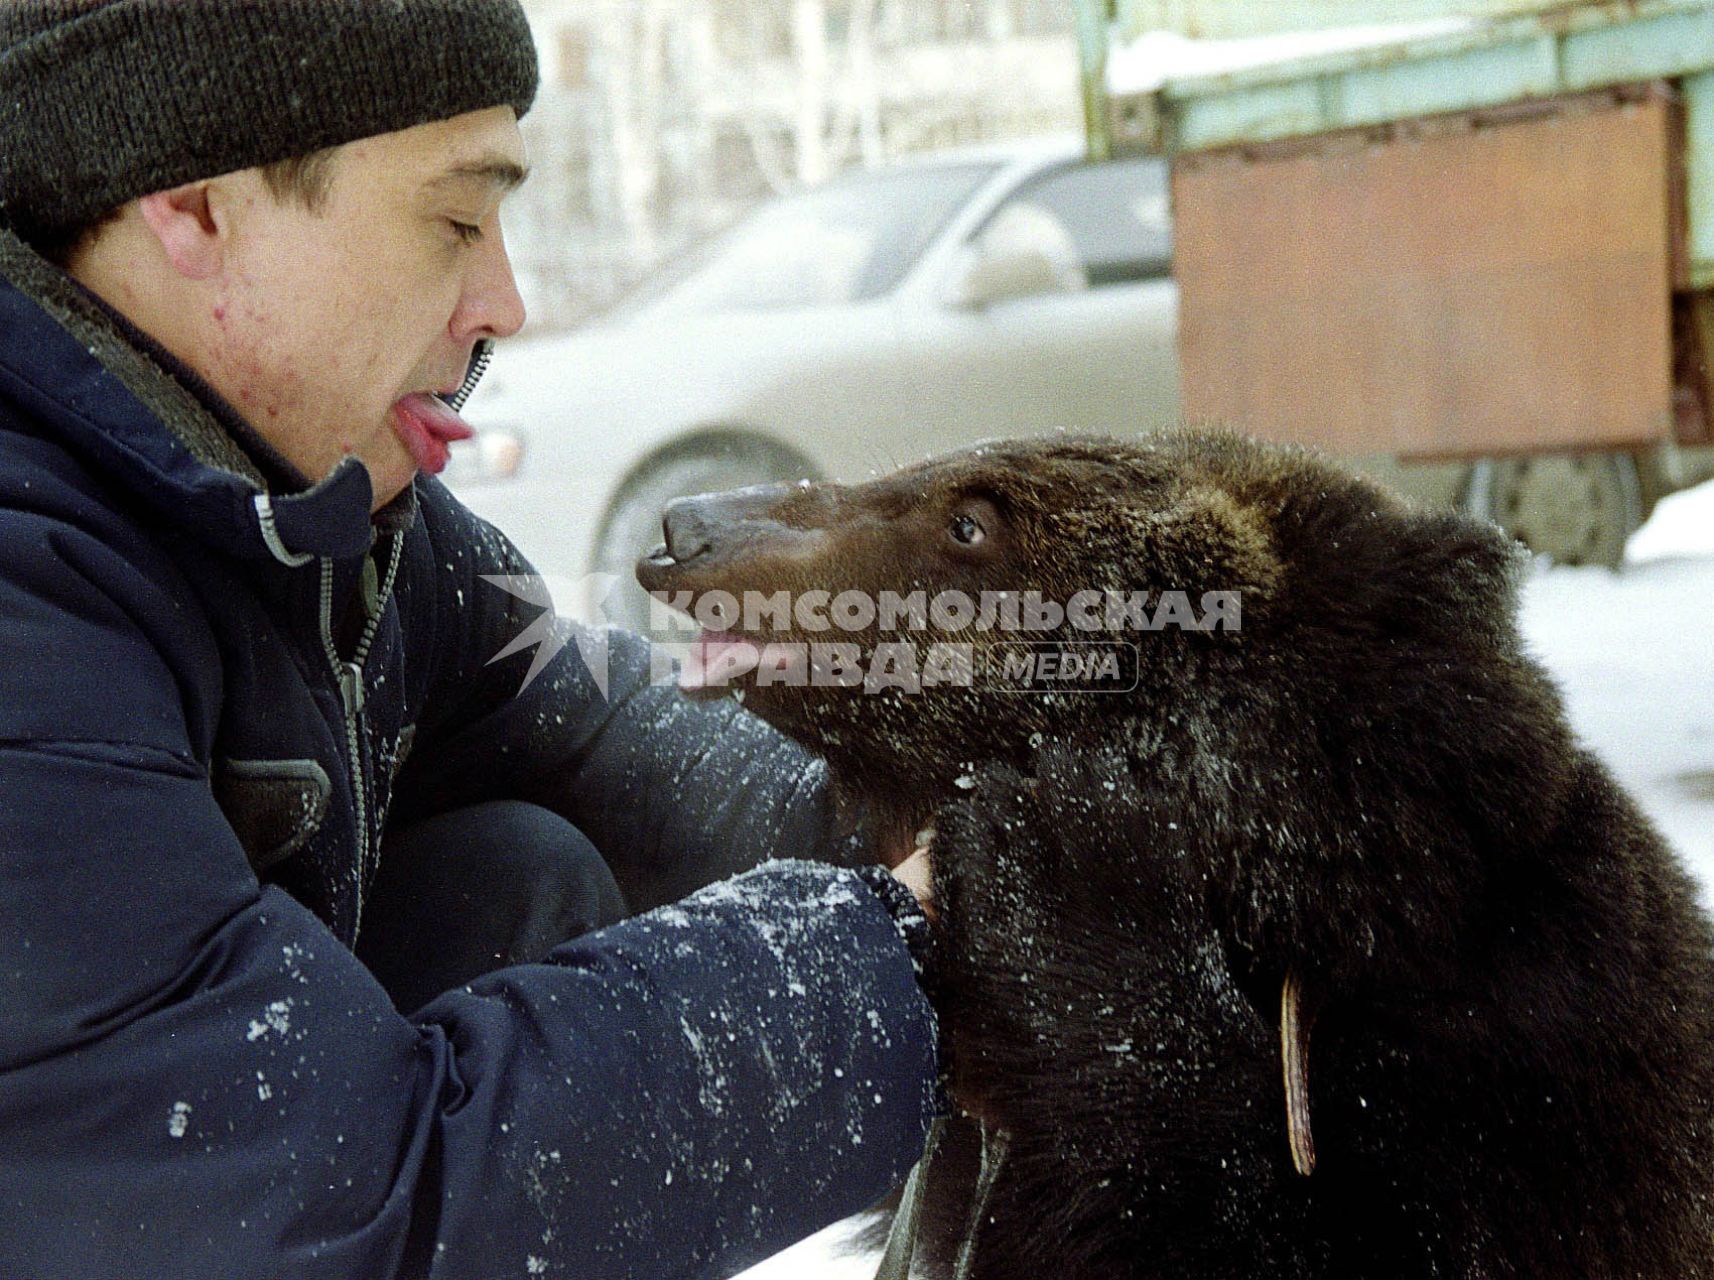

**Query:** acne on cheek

left=209, top=316, right=299, bottom=426
left=209, top=292, right=258, bottom=333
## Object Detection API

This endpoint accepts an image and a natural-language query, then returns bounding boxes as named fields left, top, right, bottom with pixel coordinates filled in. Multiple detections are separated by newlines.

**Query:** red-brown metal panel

left=1173, top=94, right=1676, bottom=458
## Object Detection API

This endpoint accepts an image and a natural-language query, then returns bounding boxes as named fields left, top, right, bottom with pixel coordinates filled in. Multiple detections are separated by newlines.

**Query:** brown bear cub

left=637, top=429, right=1714, bottom=1279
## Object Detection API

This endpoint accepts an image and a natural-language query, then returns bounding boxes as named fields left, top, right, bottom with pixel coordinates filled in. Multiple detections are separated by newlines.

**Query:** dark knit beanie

left=0, top=0, right=539, bottom=246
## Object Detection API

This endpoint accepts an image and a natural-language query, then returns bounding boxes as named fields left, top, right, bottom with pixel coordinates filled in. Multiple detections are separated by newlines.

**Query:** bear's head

left=638, top=429, right=1565, bottom=983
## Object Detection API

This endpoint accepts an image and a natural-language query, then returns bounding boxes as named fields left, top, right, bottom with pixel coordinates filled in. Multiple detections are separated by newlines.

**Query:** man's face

left=207, top=106, right=528, bottom=510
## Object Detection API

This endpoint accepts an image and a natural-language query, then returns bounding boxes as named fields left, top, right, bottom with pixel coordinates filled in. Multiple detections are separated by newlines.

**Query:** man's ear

left=136, top=182, right=224, bottom=281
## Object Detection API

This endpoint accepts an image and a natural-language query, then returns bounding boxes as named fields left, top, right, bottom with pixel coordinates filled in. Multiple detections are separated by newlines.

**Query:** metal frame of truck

left=1075, top=0, right=1714, bottom=565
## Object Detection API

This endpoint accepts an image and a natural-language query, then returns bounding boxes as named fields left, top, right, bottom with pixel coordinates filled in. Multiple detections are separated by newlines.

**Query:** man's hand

left=890, top=845, right=935, bottom=921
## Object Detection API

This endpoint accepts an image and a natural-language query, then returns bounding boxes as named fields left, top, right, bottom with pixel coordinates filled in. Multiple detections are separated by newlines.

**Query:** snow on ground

left=735, top=477, right=1714, bottom=1280
left=1523, top=480, right=1714, bottom=892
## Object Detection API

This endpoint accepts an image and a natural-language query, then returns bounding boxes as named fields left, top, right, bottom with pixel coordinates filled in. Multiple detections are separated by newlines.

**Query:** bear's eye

left=949, top=513, right=985, bottom=546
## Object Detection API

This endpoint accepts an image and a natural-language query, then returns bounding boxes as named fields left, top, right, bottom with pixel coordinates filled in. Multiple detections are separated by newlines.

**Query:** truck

left=1074, top=0, right=1714, bottom=565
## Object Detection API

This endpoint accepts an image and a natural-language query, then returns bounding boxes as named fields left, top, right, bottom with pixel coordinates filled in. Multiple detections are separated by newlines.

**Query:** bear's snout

left=649, top=484, right=790, bottom=566
left=639, top=482, right=831, bottom=596
left=656, top=495, right=719, bottom=566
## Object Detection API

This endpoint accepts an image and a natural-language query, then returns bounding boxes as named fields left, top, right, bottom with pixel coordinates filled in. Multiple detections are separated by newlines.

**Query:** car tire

left=1461, top=451, right=1645, bottom=570
left=591, top=436, right=820, bottom=635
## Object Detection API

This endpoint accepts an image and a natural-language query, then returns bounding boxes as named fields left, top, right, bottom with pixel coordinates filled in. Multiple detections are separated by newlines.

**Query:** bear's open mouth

left=675, top=628, right=808, bottom=696
left=677, top=629, right=758, bottom=694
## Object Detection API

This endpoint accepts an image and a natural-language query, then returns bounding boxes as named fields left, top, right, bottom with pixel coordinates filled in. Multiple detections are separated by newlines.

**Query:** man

left=0, top=3, right=939, bottom=1278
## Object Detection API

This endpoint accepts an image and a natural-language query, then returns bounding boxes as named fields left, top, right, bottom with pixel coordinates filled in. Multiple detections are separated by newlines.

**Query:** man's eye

left=449, top=220, right=484, bottom=244
left=950, top=513, right=985, bottom=546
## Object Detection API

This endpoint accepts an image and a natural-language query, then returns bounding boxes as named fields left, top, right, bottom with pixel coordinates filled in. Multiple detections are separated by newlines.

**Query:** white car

left=454, top=136, right=1180, bottom=629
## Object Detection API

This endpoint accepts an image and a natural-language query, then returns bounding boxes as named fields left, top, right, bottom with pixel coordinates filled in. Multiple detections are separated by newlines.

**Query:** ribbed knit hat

left=0, top=0, right=540, bottom=246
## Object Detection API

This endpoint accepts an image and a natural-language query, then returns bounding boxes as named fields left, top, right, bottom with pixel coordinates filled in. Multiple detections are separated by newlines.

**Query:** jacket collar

left=0, top=227, right=414, bottom=563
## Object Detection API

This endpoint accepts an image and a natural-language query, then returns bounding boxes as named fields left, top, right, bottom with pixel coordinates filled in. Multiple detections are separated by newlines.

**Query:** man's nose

left=454, top=221, right=526, bottom=341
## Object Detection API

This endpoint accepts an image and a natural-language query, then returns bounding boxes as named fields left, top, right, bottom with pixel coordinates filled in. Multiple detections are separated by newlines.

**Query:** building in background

left=509, top=0, right=1078, bottom=329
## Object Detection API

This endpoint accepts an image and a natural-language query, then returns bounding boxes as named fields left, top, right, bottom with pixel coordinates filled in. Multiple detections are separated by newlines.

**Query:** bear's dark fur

left=637, top=429, right=1714, bottom=1279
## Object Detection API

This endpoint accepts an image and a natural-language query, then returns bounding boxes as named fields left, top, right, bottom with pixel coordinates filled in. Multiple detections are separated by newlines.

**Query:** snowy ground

left=732, top=478, right=1714, bottom=1280
left=1521, top=485, right=1714, bottom=892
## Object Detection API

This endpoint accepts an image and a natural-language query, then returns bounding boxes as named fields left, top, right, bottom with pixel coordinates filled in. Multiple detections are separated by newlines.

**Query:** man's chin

left=361, top=431, right=425, bottom=511
left=357, top=454, right=417, bottom=515
left=371, top=477, right=417, bottom=513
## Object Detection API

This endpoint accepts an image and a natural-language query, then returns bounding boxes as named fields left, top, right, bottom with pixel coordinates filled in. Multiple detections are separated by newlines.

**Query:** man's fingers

left=891, top=846, right=935, bottom=921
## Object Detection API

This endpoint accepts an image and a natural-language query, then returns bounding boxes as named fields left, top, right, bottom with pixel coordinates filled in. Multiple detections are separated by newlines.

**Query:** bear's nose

left=660, top=499, right=716, bottom=565
left=658, top=484, right=804, bottom=566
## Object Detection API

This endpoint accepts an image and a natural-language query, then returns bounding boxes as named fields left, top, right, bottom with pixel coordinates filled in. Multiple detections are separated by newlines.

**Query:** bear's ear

left=1382, top=506, right=1530, bottom=636
left=1111, top=484, right=1282, bottom=595
left=1266, top=495, right=1530, bottom=659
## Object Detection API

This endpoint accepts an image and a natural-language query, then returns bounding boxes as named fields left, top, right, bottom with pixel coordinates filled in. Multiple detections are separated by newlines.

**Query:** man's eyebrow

left=427, top=158, right=530, bottom=194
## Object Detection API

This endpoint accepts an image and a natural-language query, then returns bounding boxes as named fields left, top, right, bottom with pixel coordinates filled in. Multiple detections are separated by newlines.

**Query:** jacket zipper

left=443, top=338, right=493, bottom=412
left=317, top=532, right=406, bottom=937
left=262, top=340, right=489, bottom=934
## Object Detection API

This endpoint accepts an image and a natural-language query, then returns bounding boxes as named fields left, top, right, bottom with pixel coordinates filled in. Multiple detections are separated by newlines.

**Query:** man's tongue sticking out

left=390, top=392, right=475, bottom=476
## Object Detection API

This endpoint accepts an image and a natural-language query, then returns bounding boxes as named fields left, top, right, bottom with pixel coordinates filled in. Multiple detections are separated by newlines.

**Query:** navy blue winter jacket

left=0, top=229, right=939, bottom=1278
